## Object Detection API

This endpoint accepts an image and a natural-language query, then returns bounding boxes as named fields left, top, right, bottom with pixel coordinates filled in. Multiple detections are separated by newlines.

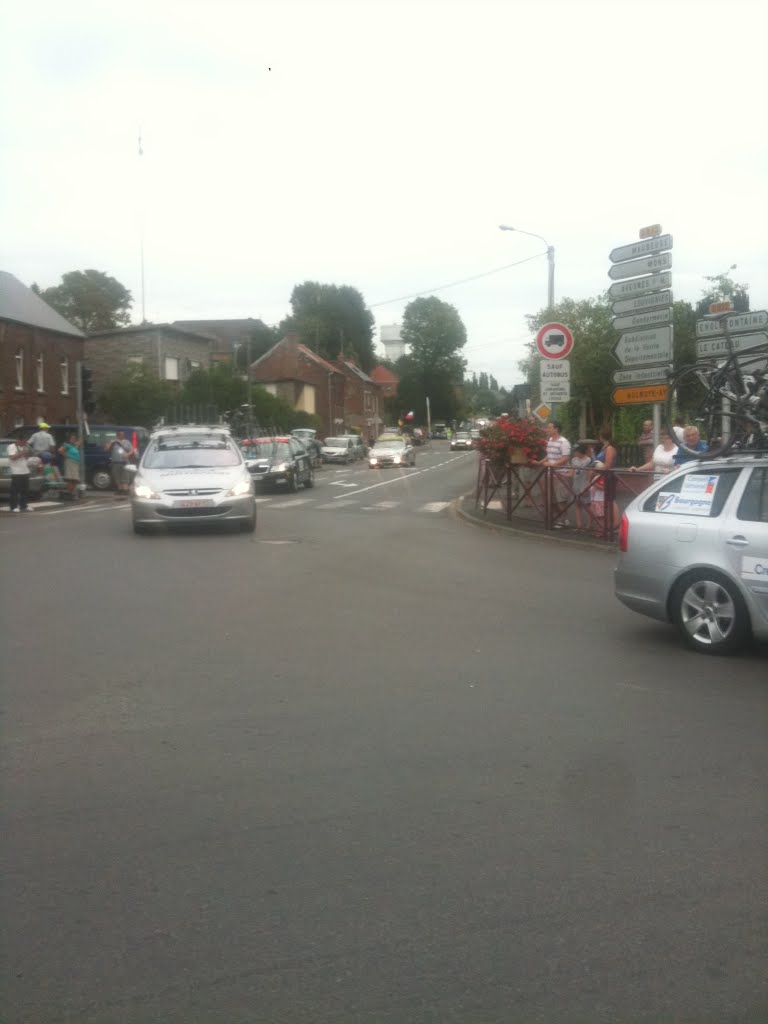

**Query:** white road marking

left=316, top=499, right=358, bottom=509
left=333, top=455, right=466, bottom=499
left=421, top=501, right=450, bottom=512
left=269, top=498, right=313, bottom=509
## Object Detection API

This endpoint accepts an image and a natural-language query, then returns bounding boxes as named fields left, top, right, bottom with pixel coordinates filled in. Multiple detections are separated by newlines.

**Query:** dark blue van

left=14, top=424, right=150, bottom=490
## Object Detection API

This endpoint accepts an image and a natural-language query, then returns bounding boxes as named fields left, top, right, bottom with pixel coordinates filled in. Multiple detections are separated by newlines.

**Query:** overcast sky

left=2, top=0, right=767, bottom=386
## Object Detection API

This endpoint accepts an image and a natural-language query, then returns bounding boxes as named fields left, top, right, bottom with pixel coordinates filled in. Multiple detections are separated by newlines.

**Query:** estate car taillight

left=618, top=513, right=629, bottom=552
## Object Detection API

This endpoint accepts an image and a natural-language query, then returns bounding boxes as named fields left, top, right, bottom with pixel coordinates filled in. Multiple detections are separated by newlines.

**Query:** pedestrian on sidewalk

left=28, top=422, right=56, bottom=457
left=59, top=433, right=82, bottom=499
left=106, top=430, right=135, bottom=497
left=7, top=434, right=33, bottom=511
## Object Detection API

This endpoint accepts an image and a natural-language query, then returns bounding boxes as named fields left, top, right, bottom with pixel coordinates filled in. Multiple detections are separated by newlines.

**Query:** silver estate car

left=368, top=434, right=415, bottom=468
left=614, top=455, right=768, bottom=654
left=129, top=426, right=256, bottom=534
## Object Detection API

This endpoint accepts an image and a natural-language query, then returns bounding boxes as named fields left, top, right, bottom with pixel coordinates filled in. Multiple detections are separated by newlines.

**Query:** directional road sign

left=532, top=402, right=551, bottom=422
left=612, top=384, right=668, bottom=406
left=613, top=325, right=673, bottom=367
left=540, top=360, right=571, bottom=403
left=612, top=307, right=671, bottom=332
left=536, top=322, right=574, bottom=360
left=696, top=332, right=768, bottom=360
left=612, top=365, right=669, bottom=385
left=608, top=272, right=672, bottom=300
left=612, top=289, right=673, bottom=316
left=695, top=310, right=768, bottom=338
left=608, top=251, right=673, bottom=280
left=609, top=234, right=673, bottom=264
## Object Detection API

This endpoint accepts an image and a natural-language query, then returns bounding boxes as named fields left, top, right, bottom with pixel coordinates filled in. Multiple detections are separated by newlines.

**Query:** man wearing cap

left=28, top=422, right=55, bottom=456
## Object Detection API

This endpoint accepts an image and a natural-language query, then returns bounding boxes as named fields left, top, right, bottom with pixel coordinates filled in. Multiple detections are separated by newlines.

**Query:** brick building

left=370, top=364, right=399, bottom=399
left=0, top=271, right=84, bottom=434
left=333, top=359, right=383, bottom=440
left=85, top=324, right=216, bottom=419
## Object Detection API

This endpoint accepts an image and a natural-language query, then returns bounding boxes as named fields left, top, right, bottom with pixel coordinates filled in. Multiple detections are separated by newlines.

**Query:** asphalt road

left=2, top=442, right=767, bottom=1024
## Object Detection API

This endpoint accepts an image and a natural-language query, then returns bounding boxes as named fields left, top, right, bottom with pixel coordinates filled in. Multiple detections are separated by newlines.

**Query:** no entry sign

left=536, top=322, right=574, bottom=360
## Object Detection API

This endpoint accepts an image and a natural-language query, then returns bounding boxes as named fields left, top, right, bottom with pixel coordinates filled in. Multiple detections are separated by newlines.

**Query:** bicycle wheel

left=665, top=362, right=747, bottom=459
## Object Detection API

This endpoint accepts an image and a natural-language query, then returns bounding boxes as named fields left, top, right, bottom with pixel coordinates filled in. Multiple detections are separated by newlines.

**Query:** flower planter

left=508, top=446, right=527, bottom=465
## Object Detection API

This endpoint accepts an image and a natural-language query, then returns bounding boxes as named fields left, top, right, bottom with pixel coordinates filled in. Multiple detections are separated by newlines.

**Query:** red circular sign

left=536, top=322, right=574, bottom=360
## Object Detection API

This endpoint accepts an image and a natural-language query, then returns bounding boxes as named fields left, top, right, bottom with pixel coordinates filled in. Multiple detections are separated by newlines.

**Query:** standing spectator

left=630, top=431, right=678, bottom=479
left=7, top=434, right=32, bottom=512
left=591, top=430, right=620, bottom=534
left=674, top=425, right=708, bottom=465
left=535, top=421, right=572, bottom=526
left=59, top=433, right=82, bottom=499
left=28, top=422, right=56, bottom=457
left=672, top=417, right=685, bottom=444
left=637, top=419, right=654, bottom=462
left=570, top=442, right=593, bottom=531
left=106, top=430, right=134, bottom=498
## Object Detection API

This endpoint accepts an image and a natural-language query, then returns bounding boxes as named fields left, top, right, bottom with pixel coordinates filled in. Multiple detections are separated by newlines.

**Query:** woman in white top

left=630, top=431, right=678, bottom=478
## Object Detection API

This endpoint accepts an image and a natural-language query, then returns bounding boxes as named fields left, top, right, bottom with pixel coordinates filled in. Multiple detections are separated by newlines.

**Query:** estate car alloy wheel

left=671, top=571, right=750, bottom=655
left=92, top=468, right=112, bottom=490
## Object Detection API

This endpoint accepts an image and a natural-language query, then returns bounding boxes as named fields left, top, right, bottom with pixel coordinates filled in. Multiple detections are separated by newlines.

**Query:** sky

left=2, top=0, right=767, bottom=388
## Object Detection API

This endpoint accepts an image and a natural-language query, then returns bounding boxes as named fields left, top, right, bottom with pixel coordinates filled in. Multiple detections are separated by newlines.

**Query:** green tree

left=180, top=364, right=248, bottom=412
left=98, top=364, right=174, bottom=427
left=396, top=296, right=468, bottom=422
left=280, top=282, right=376, bottom=371
left=696, top=267, right=750, bottom=317
left=33, top=269, right=133, bottom=332
left=233, top=322, right=281, bottom=371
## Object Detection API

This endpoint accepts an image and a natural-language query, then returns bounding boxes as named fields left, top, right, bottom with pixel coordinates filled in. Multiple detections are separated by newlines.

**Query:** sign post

left=535, top=322, right=574, bottom=420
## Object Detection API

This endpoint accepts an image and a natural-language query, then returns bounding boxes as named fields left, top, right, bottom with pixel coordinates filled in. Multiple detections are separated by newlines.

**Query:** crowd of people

left=5, top=425, right=136, bottom=511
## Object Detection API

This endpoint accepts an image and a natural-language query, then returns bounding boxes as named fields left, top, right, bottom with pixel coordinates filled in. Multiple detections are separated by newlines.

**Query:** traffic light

left=80, top=366, right=95, bottom=414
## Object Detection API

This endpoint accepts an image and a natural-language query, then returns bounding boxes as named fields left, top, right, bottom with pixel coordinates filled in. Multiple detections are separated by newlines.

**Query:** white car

left=368, top=435, right=416, bottom=468
left=129, top=426, right=256, bottom=535
left=321, top=437, right=356, bottom=464
left=614, top=455, right=768, bottom=653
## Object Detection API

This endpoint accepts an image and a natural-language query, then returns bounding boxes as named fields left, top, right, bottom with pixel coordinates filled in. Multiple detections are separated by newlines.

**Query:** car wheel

left=304, top=467, right=315, bottom=488
left=240, top=510, right=257, bottom=532
left=92, top=468, right=112, bottom=491
left=670, top=571, right=751, bottom=654
left=289, top=471, right=299, bottom=493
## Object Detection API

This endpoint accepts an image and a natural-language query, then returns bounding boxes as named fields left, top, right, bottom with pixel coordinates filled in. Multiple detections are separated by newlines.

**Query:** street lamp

left=499, top=224, right=555, bottom=311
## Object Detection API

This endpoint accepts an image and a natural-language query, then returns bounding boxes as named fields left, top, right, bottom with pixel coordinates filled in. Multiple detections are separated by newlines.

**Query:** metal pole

left=547, top=246, right=555, bottom=310
left=426, top=396, right=431, bottom=438
left=246, top=335, right=253, bottom=439
left=76, top=360, right=86, bottom=494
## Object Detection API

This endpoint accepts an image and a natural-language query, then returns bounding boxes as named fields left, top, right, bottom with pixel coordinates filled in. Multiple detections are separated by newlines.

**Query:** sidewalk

left=456, top=492, right=617, bottom=552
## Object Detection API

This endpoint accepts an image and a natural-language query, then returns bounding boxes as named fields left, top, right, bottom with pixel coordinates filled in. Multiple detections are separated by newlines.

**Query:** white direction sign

left=612, top=289, right=673, bottom=316
left=608, top=251, right=672, bottom=280
left=695, top=310, right=768, bottom=339
left=612, top=365, right=669, bottom=385
left=608, top=271, right=672, bottom=300
left=696, top=332, right=768, bottom=360
left=609, top=234, right=673, bottom=263
left=613, top=325, right=673, bottom=367
left=540, top=359, right=571, bottom=402
left=612, top=307, right=672, bottom=332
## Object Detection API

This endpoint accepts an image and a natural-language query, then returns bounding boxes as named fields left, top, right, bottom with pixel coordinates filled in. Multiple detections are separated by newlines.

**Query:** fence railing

left=475, top=458, right=656, bottom=541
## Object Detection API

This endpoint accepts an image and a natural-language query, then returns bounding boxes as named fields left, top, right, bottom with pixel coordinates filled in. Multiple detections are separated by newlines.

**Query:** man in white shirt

left=7, top=435, right=32, bottom=511
left=535, top=421, right=572, bottom=526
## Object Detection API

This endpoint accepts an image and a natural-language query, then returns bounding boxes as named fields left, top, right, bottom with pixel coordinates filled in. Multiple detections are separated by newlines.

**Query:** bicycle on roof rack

left=664, top=311, right=768, bottom=460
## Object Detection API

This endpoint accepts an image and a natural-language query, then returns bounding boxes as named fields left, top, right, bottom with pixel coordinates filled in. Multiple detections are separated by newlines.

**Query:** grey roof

left=0, top=271, right=85, bottom=337
left=87, top=324, right=215, bottom=343
left=339, top=359, right=375, bottom=383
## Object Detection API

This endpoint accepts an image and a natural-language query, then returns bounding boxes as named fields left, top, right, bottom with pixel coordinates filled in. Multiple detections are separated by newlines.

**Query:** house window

left=189, top=360, right=201, bottom=371
left=60, top=356, right=69, bottom=394
left=164, top=356, right=179, bottom=381
left=36, top=353, right=44, bottom=392
left=15, top=349, right=23, bottom=389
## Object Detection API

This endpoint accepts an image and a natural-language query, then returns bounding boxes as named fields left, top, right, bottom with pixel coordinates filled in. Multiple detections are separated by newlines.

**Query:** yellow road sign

left=639, top=223, right=662, bottom=239
left=709, top=300, right=733, bottom=314
left=533, top=402, right=551, bottom=421
left=612, top=384, right=668, bottom=406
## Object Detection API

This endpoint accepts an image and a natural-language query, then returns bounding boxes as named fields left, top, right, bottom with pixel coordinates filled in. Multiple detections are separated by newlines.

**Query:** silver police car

left=614, top=454, right=768, bottom=653
left=129, top=426, right=256, bottom=534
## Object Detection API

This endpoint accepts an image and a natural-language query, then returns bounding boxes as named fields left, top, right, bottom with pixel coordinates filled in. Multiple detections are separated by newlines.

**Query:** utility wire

left=370, top=251, right=546, bottom=308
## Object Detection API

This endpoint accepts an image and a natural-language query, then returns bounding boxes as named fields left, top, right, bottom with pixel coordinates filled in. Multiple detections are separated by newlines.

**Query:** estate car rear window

left=642, top=467, right=740, bottom=518
left=737, top=467, right=768, bottom=524
left=144, top=437, right=241, bottom=469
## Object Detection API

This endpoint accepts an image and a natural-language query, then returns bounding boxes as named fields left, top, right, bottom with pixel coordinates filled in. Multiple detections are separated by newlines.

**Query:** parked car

left=290, top=428, right=323, bottom=467
left=129, top=425, right=256, bottom=534
left=321, top=437, right=356, bottom=464
left=368, top=434, right=416, bottom=468
left=241, top=436, right=314, bottom=491
left=0, top=439, right=46, bottom=500
left=12, top=423, right=150, bottom=490
left=450, top=431, right=474, bottom=451
left=337, top=434, right=367, bottom=460
left=470, top=430, right=482, bottom=448
left=614, top=455, right=768, bottom=654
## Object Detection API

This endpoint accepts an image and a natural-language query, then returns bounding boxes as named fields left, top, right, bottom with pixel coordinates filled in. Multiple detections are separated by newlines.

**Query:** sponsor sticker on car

left=741, top=556, right=768, bottom=581
left=655, top=475, right=719, bottom=516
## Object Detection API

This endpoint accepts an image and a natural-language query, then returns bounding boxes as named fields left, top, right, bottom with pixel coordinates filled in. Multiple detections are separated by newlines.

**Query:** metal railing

left=475, top=458, right=656, bottom=541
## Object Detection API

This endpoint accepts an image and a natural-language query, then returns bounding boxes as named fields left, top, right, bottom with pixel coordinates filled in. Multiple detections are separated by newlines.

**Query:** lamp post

left=499, top=224, right=555, bottom=311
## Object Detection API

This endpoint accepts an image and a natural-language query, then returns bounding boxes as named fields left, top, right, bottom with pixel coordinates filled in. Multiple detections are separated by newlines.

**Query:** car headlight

left=272, top=462, right=289, bottom=472
left=133, top=482, right=159, bottom=499
left=369, top=457, right=378, bottom=464
left=393, top=455, right=401, bottom=464
left=227, top=478, right=253, bottom=496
